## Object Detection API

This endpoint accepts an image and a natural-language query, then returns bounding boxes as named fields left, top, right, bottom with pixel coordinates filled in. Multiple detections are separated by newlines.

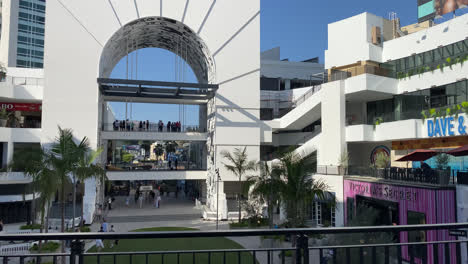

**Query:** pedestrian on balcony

left=113, top=120, right=118, bottom=131
left=0, top=219, right=4, bottom=233
left=167, top=121, right=171, bottom=132
left=139, top=121, right=143, bottom=131
left=146, top=120, right=149, bottom=130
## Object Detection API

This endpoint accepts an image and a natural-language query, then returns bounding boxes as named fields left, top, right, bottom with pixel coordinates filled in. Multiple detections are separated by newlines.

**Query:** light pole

left=215, top=168, right=221, bottom=230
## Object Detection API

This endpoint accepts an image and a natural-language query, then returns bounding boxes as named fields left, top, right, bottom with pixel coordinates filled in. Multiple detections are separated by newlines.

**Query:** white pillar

left=3, top=142, right=13, bottom=167
left=319, top=80, right=346, bottom=166
left=285, top=79, right=291, bottom=90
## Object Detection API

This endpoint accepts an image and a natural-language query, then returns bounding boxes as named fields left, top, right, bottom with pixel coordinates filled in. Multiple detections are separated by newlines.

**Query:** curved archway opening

left=99, top=16, right=215, bottom=84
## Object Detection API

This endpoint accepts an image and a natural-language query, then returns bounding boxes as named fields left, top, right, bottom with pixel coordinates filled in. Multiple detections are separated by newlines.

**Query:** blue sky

left=110, top=0, right=467, bottom=124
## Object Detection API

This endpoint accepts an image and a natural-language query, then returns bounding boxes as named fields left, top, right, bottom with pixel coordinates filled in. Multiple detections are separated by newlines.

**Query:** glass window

left=454, top=42, right=464, bottom=56
left=446, top=83, right=457, bottom=106
left=423, top=51, right=433, bottom=65
left=442, top=45, right=453, bottom=58
left=434, top=48, right=443, bottom=61
left=415, top=54, right=423, bottom=67
left=456, top=81, right=468, bottom=104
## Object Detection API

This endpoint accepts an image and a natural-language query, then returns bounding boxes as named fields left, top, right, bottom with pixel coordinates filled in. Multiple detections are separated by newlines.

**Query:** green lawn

left=85, top=227, right=257, bottom=264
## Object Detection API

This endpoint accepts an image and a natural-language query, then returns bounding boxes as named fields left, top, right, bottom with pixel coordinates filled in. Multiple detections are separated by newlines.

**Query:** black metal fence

left=1, top=223, right=468, bottom=264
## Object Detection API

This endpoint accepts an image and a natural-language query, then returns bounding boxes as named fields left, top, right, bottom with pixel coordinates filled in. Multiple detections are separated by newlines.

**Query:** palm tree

left=69, top=136, right=91, bottom=229
left=220, top=147, right=256, bottom=223
left=75, top=148, right=106, bottom=228
left=246, top=161, right=281, bottom=228
left=275, top=151, right=333, bottom=228
left=9, top=145, right=47, bottom=225
left=49, top=127, right=78, bottom=254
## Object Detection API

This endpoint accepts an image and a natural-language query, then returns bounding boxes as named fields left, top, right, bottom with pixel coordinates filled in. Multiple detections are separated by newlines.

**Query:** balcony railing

left=0, top=76, right=44, bottom=87
left=0, top=120, right=41, bottom=129
left=317, top=165, right=460, bottom=186
left=330, top=64, right=396, bottom=82
left=107, top=160, right=206, bottom=171
left=0, top=223, right=467, bottom=264
left=102, top=122, right=206, bottom=133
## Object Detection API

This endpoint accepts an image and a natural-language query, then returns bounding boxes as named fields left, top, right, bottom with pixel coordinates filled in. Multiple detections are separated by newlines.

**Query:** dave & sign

left=427, top=116, right=467, bottom=137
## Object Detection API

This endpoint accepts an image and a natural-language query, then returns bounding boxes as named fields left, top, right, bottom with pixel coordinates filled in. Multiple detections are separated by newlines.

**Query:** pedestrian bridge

left=106, top=170, right=207, bottom=181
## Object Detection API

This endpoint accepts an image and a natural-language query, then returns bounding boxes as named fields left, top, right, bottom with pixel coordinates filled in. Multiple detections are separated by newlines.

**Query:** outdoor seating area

left=347, top=166, right=452, bottom=185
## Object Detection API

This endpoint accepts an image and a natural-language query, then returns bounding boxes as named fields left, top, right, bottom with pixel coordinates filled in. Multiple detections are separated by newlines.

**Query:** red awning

left=396, top=149, right=439, bottom=162
left=447, top=145, right=468, bottom=157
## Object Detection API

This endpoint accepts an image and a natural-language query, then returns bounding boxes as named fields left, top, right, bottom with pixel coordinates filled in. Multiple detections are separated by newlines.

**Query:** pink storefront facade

left=344, top=179, right=457, bottom=264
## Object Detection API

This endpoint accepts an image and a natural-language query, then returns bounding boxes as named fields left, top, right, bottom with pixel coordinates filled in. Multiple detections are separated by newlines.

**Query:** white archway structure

left=42, top=0, right=260, bottom=221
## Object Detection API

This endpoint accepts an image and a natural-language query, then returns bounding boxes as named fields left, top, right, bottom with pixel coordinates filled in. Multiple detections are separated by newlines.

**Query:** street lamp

left=215, top=168, right=221, bottom=230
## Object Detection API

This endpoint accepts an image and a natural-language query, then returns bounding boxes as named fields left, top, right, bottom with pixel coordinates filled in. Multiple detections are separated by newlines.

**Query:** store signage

left=449, top=230, right=467, bottom=237
left=349, top=182, right=418, bottom=202
left=427, top=116, right=466, bottom=137
left=0, top=102, right=42, bottom=112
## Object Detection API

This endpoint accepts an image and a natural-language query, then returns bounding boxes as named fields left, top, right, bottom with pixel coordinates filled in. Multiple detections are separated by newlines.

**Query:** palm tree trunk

left=238, top=176, right=241, bottom=223
left=81, top=184, right=84, bottom=228
left=32, top=191, right=36, bottom=225
left=61, top=177, right=65, bottom=261
left=45, top=200, right=51, bottom=234
left=72, top=176, right=76, bottom=229
left=39, top=203, right=45, bottom=250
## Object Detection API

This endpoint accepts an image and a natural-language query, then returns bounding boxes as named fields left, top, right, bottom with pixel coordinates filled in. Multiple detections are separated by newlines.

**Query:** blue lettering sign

left=440, top=117, right=448, bottom=136
left=448, top=117, right=455, bottom=136
left=427, top=119, right=434, bottom=137
left=434, top=118, right=441, bottom=137
left=459, top=116, right=467, bottom=135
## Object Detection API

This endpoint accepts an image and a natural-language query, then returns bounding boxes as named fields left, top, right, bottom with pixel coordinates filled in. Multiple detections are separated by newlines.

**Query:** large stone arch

left=42, top=0, right=260, bottom=220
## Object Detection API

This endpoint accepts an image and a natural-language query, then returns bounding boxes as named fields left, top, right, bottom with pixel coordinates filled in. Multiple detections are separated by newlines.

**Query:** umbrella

left=446, top=145, right=468, bottom=157
left=396, top=149, right=439, bottom=162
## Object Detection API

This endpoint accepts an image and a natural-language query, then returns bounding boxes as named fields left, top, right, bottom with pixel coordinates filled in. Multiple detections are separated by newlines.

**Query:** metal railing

left=1, top=223, right=467, bottom=264
left=102, top=122, right=206, bottom=133
left=0, top=76, right=44, bottom=87
left=292, top=85, right=321, bottom=108
left=316, top=165, right=461, bottom=186
left=276, top=85, right=322, bottom=118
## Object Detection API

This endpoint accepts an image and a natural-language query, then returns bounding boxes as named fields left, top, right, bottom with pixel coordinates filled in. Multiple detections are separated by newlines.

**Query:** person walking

left=107, top=197, right=112, bottom=210
left=146, top=120, right=150, bottom=130
left=96, top=226, right=105, bottom=251
left=109, top=225, right=116, bottom=248
left=101, top=218, right=109, bottom=232
left=139, top=194, right=144, bottom=208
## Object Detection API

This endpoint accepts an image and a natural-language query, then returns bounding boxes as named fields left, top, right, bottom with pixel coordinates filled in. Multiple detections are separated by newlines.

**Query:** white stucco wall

left=325, top=13, right=385, bottom=69
left=319, top=81, right=346, bottom=166
left=382, top=14, right=468, bottom=61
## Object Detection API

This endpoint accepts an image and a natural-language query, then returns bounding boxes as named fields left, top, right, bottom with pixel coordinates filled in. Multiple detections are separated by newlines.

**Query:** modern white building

left=0, top=4, right=466, bottom=261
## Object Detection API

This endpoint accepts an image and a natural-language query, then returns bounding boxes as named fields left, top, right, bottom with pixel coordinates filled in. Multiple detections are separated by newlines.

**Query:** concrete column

left=2, top=142, right=13, bottom=167
left=285, top=79, right=291, bottom=90
left=199, top=104, right=208, bottom=132
left=319, top=80, right=346, bottom=166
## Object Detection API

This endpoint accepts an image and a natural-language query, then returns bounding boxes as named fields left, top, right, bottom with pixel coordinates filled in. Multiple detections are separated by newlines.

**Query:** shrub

left=30, top=242, right=60, bottom=253
left=20, top=224, right=42, bottom=230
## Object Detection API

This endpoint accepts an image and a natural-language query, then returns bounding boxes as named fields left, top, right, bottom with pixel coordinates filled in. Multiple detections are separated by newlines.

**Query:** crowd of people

left=112, top=119, right=184, bottom=132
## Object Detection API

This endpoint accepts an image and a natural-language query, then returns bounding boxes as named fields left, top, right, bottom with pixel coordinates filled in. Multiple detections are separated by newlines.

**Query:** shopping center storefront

left=344, top=179, right=457, bottom=263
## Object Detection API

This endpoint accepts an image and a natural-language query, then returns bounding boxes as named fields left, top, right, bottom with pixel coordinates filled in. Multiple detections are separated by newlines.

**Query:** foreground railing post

left=295, top=234, right=309, bottom=264
left=70, top=240, right=84, bottom=264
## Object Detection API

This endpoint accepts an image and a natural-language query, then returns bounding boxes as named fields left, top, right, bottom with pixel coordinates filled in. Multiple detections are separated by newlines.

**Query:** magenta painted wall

left=344, top=180, right=457, bottom=264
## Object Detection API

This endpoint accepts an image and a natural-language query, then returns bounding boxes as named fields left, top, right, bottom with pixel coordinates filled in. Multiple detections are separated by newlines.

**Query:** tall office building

left=0, top=0, right=45, bottom=68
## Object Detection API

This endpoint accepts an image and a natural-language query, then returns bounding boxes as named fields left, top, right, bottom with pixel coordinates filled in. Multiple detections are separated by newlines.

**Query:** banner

left=435, top=0, right=467, bottom=16
left=0, top=102, right=42, bottom=112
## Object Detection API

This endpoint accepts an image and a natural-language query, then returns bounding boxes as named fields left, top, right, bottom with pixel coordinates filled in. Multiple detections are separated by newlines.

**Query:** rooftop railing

left=0, top=223, right=467, bottom=264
